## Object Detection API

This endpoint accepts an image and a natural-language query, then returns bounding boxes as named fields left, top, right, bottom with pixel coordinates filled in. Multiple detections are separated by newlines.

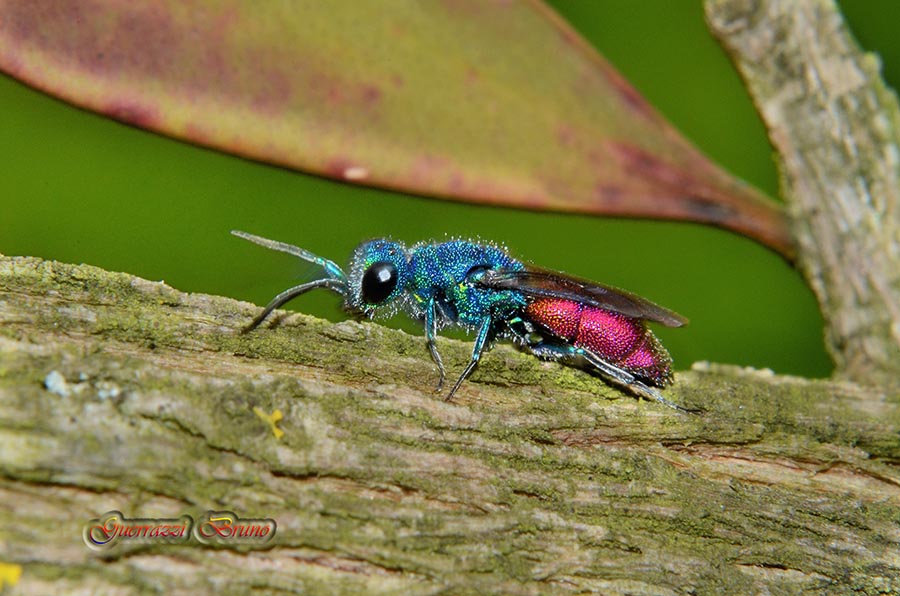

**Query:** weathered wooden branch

left=1, top=255, right=899, bottom=594
left=706, top=0, right=900, bottom=386
left=2, top=1, right=900, bottom=594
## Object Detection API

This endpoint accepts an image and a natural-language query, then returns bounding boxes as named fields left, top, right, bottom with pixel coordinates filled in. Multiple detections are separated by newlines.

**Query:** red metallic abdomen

left=524, top=298, right=673, bottom=386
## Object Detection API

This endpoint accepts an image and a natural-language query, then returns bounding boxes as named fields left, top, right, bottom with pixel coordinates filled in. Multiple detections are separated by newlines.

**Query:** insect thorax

left=406, top=241, right=527, bottom=328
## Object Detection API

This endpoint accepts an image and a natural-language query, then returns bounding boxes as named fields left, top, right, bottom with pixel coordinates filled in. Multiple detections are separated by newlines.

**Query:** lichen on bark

left=706, top=0, right=900, bottom=387
left=1, top=255, right=899, bottom=595
left=2, top=0, right=900, bottom=593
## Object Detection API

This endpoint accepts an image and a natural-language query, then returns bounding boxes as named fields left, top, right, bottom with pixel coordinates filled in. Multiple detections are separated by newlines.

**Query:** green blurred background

left=1, top=1, right=895, bottom=378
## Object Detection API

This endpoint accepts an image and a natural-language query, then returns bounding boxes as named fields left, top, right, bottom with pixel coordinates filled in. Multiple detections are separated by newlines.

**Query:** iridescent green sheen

left=233, top=231, right=686, bottom=410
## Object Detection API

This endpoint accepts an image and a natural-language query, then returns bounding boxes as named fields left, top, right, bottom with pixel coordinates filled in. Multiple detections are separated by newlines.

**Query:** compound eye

left=361, top=261, right=398, bottom=305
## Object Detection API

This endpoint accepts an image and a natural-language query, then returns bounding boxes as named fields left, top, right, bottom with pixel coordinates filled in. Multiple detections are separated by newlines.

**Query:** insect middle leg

left=424, top=297, right=446, bottom=391
left=527, top=342, right=689, bottom=412
left=445, top=316, right=495, bottom=402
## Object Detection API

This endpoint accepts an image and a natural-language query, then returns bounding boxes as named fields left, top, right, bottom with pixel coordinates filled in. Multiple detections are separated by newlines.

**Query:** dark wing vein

left=476, top=267, right=688, bottom=327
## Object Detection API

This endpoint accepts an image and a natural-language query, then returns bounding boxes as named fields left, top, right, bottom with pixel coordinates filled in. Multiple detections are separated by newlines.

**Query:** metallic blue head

left=346, top=239, right=411, bottom=316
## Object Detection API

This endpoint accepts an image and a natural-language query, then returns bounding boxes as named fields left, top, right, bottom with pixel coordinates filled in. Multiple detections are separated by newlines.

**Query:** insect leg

left=424, top=297, right=446, bottom=391
left=243, top=278, right=346, bottom=332
left=579, top=349, right=690, bottom=412
left=529, top=342, right=689, bottom=413
left=445, top=316, right=494, bottom=401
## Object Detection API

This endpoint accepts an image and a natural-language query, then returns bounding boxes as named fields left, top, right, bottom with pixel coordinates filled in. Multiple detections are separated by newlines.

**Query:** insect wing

left=476, top=267, right=688, bottom=327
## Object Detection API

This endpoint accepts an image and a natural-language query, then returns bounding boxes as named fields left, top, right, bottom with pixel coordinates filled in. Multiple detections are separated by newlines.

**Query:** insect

left=233, top=231, right=688, bottom=410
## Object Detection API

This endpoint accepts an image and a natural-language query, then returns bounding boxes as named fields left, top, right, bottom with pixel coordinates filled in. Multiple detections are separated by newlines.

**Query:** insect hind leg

left=527, top=342, right=690, bottom=413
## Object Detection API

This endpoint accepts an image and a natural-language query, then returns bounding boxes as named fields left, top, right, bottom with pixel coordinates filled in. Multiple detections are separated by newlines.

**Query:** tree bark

left=1, top=254, right=899, bottom=595
left=3, top=1, right=900, bottom=594
left=706, top=0, right=900, bottom=387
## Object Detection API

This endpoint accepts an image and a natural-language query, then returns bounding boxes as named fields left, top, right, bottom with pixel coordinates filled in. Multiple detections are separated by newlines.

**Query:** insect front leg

left=424, top=297, right=446, bottom=391
left=445, top=316, right=495, bottom=402
left=528, top=342, right=690, bottom=413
